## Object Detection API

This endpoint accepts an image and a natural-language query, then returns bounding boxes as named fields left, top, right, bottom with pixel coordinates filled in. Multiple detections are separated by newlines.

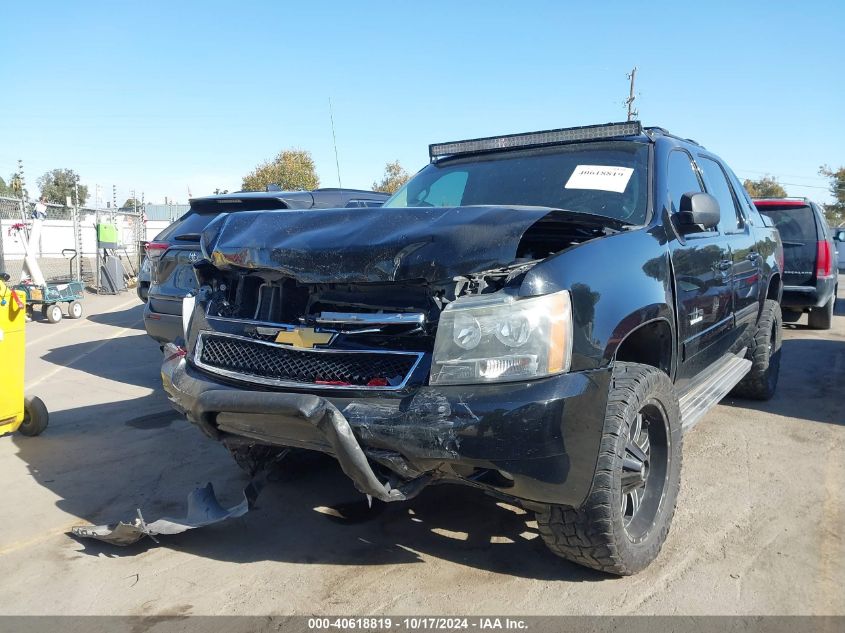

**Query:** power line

left=736, top=171, right=843, bottom=192
left=736, top=168, right=828, bottom=183
left=777, top=182, right=845, bottom=191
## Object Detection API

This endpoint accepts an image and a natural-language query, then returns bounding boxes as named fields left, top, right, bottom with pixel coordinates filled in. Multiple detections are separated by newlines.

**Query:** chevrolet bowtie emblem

left=274, top=328, right=334, bottom=349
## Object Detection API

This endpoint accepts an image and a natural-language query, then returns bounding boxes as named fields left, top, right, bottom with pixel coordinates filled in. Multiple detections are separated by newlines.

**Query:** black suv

left=143, top=188, right=389, bottom=344
left=161, top=122, right=782, bottom=575
left=753, top=198, right=838, bottom=329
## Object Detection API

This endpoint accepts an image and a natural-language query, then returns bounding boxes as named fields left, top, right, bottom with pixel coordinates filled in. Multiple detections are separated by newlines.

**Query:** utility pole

left=626, top=66, right=638, bottom=121
left=16, top=159, right=26, bottom=198
left=73, top=181, right=82, bottom=282
left=16, top=159, right=28, bottom=227
left=141, top=192, right=146, bottom=242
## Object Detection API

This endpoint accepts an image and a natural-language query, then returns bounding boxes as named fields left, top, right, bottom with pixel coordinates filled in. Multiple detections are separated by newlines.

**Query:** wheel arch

left=608, top=316, right=676, bottom=378
left=760, top=272, right=783, bottom=323
left=766, top=272, right=782, bottom=303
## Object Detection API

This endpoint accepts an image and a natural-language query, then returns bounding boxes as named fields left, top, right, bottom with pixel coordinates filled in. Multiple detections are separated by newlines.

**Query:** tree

left=37, top=168, right=88, bottom=206
left=0, top=175, right=14, bottom=197
left=372, top=160, right=410, bottom=194
left=1, top=173, right=24, bottom=198
left=818, top=165, right=845, bottom=226
left=742, top=175, right=787, bottom=198
left=120, top=197, right=142, bottom=211
left=242, top=149, right=319, bottom=191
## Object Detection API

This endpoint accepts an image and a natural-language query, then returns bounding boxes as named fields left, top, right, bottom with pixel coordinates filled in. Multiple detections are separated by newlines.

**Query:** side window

left=814, top=204, right=831, bottom=239
left=420, top=171, right=468, bottom=207
left=725, top=166, right=761, bottom=226
left=697, top=156, right=741, bottom=233
left=667, top=150, right=703, bottom=214
left=388, top=171, right=468, bottom=208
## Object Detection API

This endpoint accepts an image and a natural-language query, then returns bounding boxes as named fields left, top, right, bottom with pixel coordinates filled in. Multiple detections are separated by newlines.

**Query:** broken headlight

left=430, top=290, right=573, bottom=385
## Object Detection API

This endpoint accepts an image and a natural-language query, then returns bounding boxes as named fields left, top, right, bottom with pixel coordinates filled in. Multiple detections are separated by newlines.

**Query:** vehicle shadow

left=39, top=332, right=161, bottom=390
left=86, top=303, right=146, bottom=330
left=782, top=295, right=845, bottom=324
left=722, top=336, right=844, bottom=426
left=13, top=393, right=602, bottom=583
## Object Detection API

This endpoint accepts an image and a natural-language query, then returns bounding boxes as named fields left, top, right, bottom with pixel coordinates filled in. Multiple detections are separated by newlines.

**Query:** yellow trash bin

left=0, top=275, right=48, bottom=436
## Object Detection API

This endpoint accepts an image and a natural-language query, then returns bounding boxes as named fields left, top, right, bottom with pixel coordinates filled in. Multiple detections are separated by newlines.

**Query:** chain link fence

left=1, top=196, right=146, bottom=288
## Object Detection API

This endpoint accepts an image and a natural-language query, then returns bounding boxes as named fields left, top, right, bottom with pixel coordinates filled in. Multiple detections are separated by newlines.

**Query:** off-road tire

left=731, top=299, right=782, bottom=400
left=536, top=362, right=682, bottom=576
left=19, top=396, right=49, bottom=436
left=807, top=293, right=835, bottom=330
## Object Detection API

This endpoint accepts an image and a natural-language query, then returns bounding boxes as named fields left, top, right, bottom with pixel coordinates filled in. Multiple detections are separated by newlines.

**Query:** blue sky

left=1, top=0, right=842, bottom=205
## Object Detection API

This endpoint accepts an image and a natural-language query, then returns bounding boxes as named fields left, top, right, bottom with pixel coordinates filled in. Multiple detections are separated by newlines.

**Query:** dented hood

left=200, top=205, right=558, bottom=283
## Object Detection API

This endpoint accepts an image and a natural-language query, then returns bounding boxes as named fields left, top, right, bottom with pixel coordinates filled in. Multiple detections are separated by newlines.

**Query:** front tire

left=536, top=362, right=682, bottom=575
left=731, top=299, right=782, bottom=400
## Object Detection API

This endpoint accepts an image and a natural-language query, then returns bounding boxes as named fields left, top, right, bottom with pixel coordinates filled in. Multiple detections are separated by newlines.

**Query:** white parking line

left=25, top=296, right=141, bottom=348
left=26, top=317, right=145, bottom=390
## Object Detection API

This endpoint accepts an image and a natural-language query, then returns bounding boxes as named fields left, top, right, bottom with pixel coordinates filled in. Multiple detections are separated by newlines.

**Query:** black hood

left=200, top=205, right=611, bottom=284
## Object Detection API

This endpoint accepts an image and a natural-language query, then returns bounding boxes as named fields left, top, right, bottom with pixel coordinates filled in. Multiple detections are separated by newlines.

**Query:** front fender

left=519, top=226, right=675, bottom=372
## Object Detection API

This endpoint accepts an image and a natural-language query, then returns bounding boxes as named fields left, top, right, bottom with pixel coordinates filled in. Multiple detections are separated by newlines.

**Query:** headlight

left=430, top=290, right=573, bottom=385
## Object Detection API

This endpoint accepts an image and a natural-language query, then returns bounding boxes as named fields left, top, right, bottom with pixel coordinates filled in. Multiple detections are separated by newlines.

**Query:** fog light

left=478, top=355, right=538, bottom=379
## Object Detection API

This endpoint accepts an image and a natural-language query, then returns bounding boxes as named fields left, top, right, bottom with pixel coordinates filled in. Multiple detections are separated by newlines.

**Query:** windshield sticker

left=565, top=165, right=634, bottom=193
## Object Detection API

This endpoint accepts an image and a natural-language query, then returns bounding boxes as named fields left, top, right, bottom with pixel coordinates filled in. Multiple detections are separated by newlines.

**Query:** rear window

left=755, top=204, right=817, bottom=242
left=154, top=211, right=220, bottom=241
left=155, top=198, right=293, bottom=241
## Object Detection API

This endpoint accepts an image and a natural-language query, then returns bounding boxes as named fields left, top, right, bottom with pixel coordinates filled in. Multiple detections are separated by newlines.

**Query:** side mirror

left=676, top=192, right=720, bottom=233
left=834, top=230, right=845, bottom=242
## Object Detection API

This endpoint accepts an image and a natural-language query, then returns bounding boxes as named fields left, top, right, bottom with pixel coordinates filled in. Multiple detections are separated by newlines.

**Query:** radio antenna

left=329, top=97, right=343, bottom=190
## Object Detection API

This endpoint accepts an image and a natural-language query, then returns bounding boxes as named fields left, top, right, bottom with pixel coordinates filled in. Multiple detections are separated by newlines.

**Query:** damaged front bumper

left=162, top=354, right=611, bottom=508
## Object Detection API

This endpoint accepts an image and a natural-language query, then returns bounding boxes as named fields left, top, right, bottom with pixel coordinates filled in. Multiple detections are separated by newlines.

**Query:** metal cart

left=15, top=249, right=85, bottom=323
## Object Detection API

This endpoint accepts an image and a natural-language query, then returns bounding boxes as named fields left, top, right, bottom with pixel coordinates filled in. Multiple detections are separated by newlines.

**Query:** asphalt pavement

left=0, top=284, right=842, bottom=615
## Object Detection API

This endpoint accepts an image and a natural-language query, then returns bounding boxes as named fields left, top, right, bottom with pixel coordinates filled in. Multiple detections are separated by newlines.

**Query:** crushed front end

left=162, top=205, right=617, bottom=507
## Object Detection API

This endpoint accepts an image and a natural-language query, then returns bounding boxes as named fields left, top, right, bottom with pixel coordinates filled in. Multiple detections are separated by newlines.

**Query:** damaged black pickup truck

left=161, top=121, right=783, bottom=575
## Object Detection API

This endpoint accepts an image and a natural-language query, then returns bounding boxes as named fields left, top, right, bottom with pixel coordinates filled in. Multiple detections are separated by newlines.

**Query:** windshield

left=384, top=141, right=649, bottom=223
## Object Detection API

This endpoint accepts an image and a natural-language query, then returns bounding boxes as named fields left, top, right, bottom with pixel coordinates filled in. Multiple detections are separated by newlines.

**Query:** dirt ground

left=0, top=284, right=842, bottom=616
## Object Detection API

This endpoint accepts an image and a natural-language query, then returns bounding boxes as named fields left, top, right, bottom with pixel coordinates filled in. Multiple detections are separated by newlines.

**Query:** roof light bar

left=429, top=121, right=642, bottom=160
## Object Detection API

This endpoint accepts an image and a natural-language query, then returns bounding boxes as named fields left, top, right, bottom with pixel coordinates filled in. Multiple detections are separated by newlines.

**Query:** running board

left=678, top=352, right=752, bottom=433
